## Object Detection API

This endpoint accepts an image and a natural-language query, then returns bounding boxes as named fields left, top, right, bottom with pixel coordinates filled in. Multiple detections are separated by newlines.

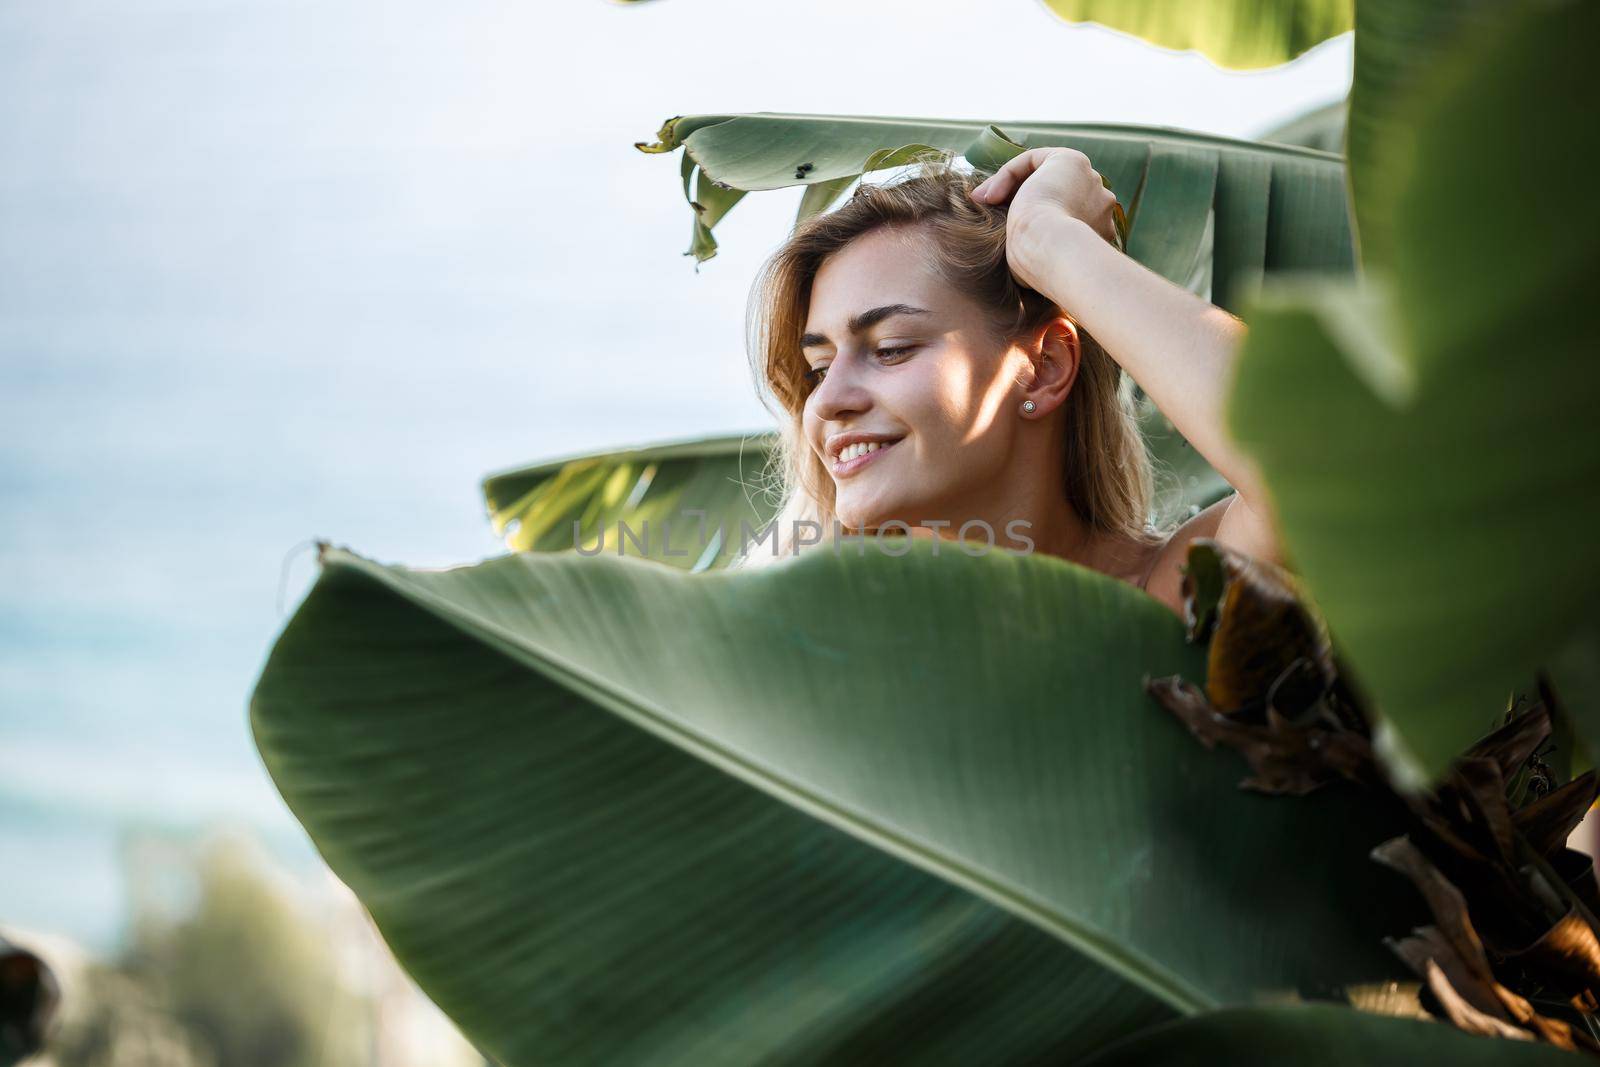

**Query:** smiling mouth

left=832, top=438, right=903, bottom=477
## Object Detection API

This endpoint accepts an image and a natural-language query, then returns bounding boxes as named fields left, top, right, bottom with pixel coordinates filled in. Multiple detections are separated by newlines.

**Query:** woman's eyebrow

left=799, top=304, right=930, bottom=350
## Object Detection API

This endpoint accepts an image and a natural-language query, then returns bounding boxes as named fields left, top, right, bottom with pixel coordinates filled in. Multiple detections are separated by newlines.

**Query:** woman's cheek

left=896, top=365, right=959, bottom=435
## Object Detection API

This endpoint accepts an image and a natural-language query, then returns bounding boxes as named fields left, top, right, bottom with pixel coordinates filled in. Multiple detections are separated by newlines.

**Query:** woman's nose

left=809, top=353, right=874, bottom=423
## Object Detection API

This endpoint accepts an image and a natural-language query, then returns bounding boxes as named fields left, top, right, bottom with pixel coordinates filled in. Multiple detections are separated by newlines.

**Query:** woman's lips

left=832, top=438, right=902, bottom=478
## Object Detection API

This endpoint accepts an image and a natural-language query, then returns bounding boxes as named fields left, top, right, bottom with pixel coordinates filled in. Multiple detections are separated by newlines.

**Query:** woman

left=734, top=147, right=1280, bottom=619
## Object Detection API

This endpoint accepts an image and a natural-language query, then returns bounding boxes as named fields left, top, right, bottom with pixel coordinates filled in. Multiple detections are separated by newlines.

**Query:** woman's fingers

left=971, top=150, right=1037, bottom=202
left=971, top=147, right=1056, bottom=203
left=971, top=148, right=1122, bottom=247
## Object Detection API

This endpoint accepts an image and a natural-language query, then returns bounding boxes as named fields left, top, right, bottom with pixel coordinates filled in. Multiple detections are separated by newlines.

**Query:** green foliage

left=481, top=432, right=777, bottom=568
left=1345, top=0, right=1502, bottom=267
left=252, top=0, right=1600, bottom=1059
left=250, top=542, right=1420, bottom=1064
left=42, top=963, right=214, bottom=1067
left=123, top=838, right=363, bottom=1067
left=640, top=114, right=1355, bottom=314
left=1224, top=0, right=1600, bottom=780
left=48, top=837, right=370, bottom=1067
left=1077, top=1004, right=1581, bottom=1065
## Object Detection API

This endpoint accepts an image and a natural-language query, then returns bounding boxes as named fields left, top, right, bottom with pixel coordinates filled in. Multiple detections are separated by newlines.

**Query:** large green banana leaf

left=1225, top=1, right=1600, bottom=780
left=252, top=542, right=1411, bottom=1064
left=1345, top=0, right=1501, bottom=268
left=639, top=113, right=1354, bottom=314
left=482, top=406, right=1233, bottom=567
left=1040, top=0, right=1352, bottom=70
left=1078, top=1004, right=1579, bottom=1065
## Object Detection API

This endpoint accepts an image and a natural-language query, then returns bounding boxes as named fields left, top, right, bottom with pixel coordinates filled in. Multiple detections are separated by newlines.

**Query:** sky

left=0, top=0, right=1354, bottom=948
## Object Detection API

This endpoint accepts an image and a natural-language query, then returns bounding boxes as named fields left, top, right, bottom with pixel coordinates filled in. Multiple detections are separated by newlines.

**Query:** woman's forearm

left=1026, top=213, right=1270, bottom=509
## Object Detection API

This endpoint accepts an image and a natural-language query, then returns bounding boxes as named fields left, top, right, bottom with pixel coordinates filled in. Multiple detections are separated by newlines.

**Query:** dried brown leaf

left=1516, top=772, right=1600, bottom=860
left=1179, top=539, right=1337, bottom=716
left=1506, top=908, right=1600, bottom=994
left=1145, top=676, right=1376, bottom=795
left=1373, top=838, right=1600, bottom=1052
left=1389, top=926, right=1510, bottom=1022
left=1466, top=703, right=1553, bottom=784
left=1421, top=959, right=1536, bottom=1041
left=1373, top=837, right=1498, bottom=985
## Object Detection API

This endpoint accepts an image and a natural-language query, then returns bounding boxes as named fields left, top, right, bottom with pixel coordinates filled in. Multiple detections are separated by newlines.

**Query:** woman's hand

left=970, top=148, right=1120, bottom=294
left=971, top=146, right=1283, bottom=582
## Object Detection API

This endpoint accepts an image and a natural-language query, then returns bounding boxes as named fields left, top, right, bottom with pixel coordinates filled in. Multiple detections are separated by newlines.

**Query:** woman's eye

left=803, top=346, right=916, bottom=390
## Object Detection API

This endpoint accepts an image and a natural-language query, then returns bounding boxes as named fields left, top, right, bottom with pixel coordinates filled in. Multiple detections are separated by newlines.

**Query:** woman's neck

left=912, top=475, right=1151, bottom=582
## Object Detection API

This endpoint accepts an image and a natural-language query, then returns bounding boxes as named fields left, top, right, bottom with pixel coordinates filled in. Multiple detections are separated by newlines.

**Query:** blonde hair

left=734, top=150, right=1157, bottom=567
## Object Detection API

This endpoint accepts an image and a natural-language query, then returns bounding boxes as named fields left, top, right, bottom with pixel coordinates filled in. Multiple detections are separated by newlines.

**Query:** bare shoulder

left=1140, top=495, right=1236, bottom=618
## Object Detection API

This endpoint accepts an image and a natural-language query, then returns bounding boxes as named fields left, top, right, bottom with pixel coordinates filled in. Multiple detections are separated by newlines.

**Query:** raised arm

left=971, top=148, right=1281, bottom=567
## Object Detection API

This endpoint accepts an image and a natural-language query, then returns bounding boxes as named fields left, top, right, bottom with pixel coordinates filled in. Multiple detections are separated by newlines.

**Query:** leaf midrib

left=316, top=545, right=1215, bottom=1015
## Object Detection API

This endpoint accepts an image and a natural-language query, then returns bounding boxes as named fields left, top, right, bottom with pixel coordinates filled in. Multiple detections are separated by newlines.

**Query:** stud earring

left=1021, top=400, right=1036, bottom=414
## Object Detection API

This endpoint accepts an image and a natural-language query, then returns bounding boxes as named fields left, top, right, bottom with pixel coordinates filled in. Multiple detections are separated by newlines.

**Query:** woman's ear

left=1020, top=318, right=1081, bottom=417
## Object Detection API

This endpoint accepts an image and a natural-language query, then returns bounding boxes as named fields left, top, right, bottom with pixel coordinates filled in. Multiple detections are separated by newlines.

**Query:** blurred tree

left=44, top=963, right=212, bottom=1067
left=40, top=833, right=373, bottom=1067
left=117, top=834, right=370, bottom=1067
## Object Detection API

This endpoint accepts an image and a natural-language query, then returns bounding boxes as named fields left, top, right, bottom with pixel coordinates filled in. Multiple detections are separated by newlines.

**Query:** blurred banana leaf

left=252, top=542, right=1411, bottom=1066
left=1346, top=0, right=1501, bottom=267
left=1225, top=1, right=1600, bottom=780
left=1040, top=0, right=1352, bottom=70
left=1078, top=1004, right=1579, bottom=1065
left=639, top=113, right=1354, bottom=315
left=481, top=432, right=778, bottom=568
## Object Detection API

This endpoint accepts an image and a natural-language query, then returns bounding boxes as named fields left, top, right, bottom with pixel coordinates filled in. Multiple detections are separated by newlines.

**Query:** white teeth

left=838, top=441, right=885, bottom=463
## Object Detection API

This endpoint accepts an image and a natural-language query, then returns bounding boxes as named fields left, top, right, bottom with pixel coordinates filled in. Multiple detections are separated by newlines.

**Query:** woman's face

left=800, top=225, right=1035, bottom=532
